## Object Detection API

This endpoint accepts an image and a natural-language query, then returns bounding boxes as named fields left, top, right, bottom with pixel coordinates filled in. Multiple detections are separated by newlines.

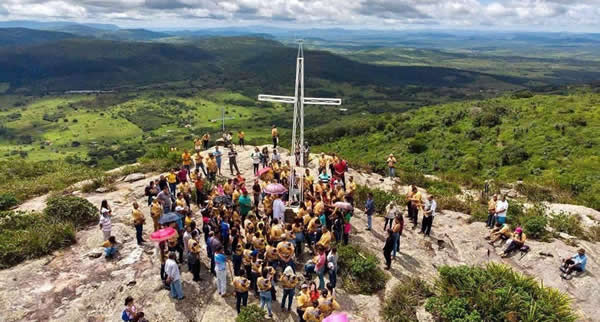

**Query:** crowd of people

left=95, top=129, right=590, bottom=321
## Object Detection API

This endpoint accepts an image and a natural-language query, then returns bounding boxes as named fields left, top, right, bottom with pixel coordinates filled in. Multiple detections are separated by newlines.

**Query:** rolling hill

left=0, top=28, right=79, bottom=46
left=0, top=37, right=526, bottom=94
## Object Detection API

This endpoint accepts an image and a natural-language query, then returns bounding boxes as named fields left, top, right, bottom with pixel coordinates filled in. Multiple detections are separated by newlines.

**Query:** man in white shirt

left=421, top=195, right=437, bottom=236
left=165, top=252, right=184, bottom=300
left=495, top=194, right=509, bottom=225
left=251, top=148, right=262, bottom=175
left=273, top=194, right=285, bottom=223
left=272, top=149, right=281, bottom=163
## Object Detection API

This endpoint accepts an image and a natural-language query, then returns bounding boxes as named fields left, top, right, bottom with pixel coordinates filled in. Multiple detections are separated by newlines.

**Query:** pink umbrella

left=150, top=227, right=177, bottom=242
left=324, top=312, right=348, bottom=322
left=334, top=201, right=353, bottom=210
left=264, top=183, right=287, bottom=195
left=257, top=167, right=272, bottom=177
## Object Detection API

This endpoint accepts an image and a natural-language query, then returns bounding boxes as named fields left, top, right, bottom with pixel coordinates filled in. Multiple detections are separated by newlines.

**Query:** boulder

left=122, top=173, right=145, bottom=183
left=95, top=187, right=110, bottom=193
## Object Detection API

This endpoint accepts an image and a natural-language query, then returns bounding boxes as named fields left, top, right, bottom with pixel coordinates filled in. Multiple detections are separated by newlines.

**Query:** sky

left=0, top=0, right=599, bottom=32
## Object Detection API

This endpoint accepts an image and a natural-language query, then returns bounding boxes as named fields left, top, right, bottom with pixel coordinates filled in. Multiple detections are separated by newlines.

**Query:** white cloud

left=0, top=0, right=597, bottom=31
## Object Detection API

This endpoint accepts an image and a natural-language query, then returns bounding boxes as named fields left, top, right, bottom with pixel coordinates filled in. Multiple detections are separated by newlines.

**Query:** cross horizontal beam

left=258, top=94, right=342, bottom=106
left=258, top=94, right=296, bottom=104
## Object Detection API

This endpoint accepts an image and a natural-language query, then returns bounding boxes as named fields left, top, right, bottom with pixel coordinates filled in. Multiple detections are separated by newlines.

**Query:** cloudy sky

left=0, top=0, right=598, bottom=32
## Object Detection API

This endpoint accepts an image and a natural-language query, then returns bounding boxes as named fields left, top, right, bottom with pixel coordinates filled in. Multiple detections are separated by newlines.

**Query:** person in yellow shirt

left=237, top=130, right=245, bottom=147
left=314, top=195, right=325, bottom=216
left=270, top=219, right=284, bottom=243
left=253, top=232, right=266, bottom=251
left=318, top=288, right=340, bottom=317
left=297, top=284, right=311, bottom=320
left=303, top=301, right=323, bottom=322
left=386, top=153, right=397, bottom=178
left=304, top=168, right=315, bottom=194
left=265, top=243, right=279, bottom=267
left=223, top=179, right=234, bottom=196
left=409, top=186, right=422, bottom=229
left=280, top=266, right=299, bottom=311
left=131, top=202, right=145, bottom=245
left=150, top=198, right=162, bottom=232
left=201, top=133, right=210, bottom=150
left=257, top=269, right=274, bottom=317
left=167, top=169, right=177, bottom=196
left=233, top=269, right=250, bottom=313
left=487, top=194, right=498, bottom=228
left=502, top=227, right=527, bottom=257
left=206, top=154, right=217, bottom=182
left=194, top=137, right=203, bottom=153
left=271, top=125, right=279, bottom=148
left=317, top=226, right=333, bottom=250
left=181, top=149, right=192, bottom=173
left=194, top=151, right=206, bottom=176
left=277, top=238, right=295, bottom=266
left=318, top=153, right=328, bottom=175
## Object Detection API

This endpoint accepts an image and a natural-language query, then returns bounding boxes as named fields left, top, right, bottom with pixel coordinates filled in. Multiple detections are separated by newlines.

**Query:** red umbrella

left=150, top=227, right=177, bottom=242
left=264, top=183, right=287, bottom=195
left=334, top=201, right=353, bottom=210
left=257, top=167, right=272, bottom=176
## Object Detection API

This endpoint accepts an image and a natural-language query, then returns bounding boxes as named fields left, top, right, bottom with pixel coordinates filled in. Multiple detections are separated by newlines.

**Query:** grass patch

left=0, top=195, right=97, bottom=268
left=381, top=277, right=433, bottom=322
left=425, top=263, right=577, bottom=322
left=337, top=243, right=388, bottom=294
left=236, top=305, right=266, bottom=322
left=548, top=212, right=585, bottom=239
left=0, top=193, right=18, bottom=211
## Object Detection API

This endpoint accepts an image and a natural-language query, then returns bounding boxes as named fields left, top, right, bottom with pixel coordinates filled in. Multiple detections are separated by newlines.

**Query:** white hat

left=284, top=266, right=294, bottom=276
left=175, top=206, right=184, bottom=212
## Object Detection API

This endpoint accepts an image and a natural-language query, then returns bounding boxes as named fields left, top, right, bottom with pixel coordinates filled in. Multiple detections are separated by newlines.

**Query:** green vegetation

left=314, top=88, right=600, bottom=210
left=548, top=212, right=586, bottom=239
left=44, top=196, right=99, bottom=228
left=0, top=193, right=17, bottom=211
left=425, top=264, right=577, bottom=322
left=0, top=195, right=97, bottom=268
left=236, top=305, right=266, bottom=322
left=355, top=185, right=404, bottom=214
left=381, top=277, right=433, bottom=322
left=337, top=243, right=388, bottom=294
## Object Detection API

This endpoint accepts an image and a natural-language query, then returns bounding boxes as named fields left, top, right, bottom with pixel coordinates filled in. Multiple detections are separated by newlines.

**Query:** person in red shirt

left=333, top=159, right=348, bottom=190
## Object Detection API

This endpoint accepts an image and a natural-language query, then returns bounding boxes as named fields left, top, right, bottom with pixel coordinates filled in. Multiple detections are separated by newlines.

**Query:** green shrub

left=381, top=277, right=433, bottom=322
left=586, top=225, right=600, bottom=242
left=437, top=196, right=470, bottom=213
left=0, top=211, right=76, bottom=268
left=549, top=212, right=585, bottom=238
left=426, top=264, right=577, bottom=322
left=355, top=185, right=404, bottom=215
left=44, top=196, right=98, bottom=228
left=0, top=193, right=18, bottom=210
left=523, top=215, right=548, bottom=239
left=236, top=305, right=266, bottom=322
left=338, top=243, right=388, bottom=294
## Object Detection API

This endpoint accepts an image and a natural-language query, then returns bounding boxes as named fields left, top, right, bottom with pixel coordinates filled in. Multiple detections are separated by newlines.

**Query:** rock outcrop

left=1, top=145, right=598, bottom=321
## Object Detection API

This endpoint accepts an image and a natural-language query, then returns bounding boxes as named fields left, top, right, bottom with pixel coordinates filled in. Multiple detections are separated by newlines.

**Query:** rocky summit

left=1, top=145, right=598, bottom=322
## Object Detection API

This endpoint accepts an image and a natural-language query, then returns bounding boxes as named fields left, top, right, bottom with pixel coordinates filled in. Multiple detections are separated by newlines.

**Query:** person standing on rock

left=132, top=202, right=146, bottom=245
left=251, top=147, right=262, bottom=175
left=181, top=149, right=192, bottom=175
left=213, top=146, right=223, bottom=176
left=194, top=151, right=207, bottom=176
left=273, top=193, right=285, bottom=223
left=228, top=146, right=240, bottom=175
left=150, top=198, right=162, bottom=231
left=271, top=125, right=279, bottom=148
left=156, top=186, right=172, bottom=214
left=201, top=133, right=211, bottom=150
left=215, top=245, right=230, bottom=296
left=234, top=269, right=250, bottom=314
left=383, top=229, right=394, bottom=270
left=487, top=194, right=498, bottom=228
left=387, top=153, right=397, bottom=178
left=365, top=192, right=375, bottom=231
left=238, top=130, right=245, bottom=147
left=99, top=200, right=112, bottom=241
left=392, top=215, right=403, bottom=258
left=495, top=194, right=509, bottom=225
left=409, top=186, right=422, bottom=229
left=165, top=252, right=184, bottom=300
left=421, top=195, right=437, bottom=237
left=206, top=154, right=218, bottom=182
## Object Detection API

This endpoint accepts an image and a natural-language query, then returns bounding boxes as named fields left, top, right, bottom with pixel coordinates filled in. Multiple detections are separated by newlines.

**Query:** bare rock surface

left=2, top=145, right=598, bottom=321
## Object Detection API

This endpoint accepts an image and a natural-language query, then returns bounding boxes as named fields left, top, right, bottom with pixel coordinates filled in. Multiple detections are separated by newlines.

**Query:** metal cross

left=258, top=40, right=342, bottom=203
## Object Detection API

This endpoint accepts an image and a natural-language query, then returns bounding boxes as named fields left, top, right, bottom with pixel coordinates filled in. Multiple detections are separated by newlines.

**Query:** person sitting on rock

left=561, top=248, right=587, bottom=279
left=501, top=227, right=526, bottom=258
left=487, top=222, right=512, bottom=246
left=103, top=236, right=118, bottom=259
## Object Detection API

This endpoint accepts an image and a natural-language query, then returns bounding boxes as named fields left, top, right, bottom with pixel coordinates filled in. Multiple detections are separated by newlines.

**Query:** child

left=103, top=236, right=118, bottom=259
